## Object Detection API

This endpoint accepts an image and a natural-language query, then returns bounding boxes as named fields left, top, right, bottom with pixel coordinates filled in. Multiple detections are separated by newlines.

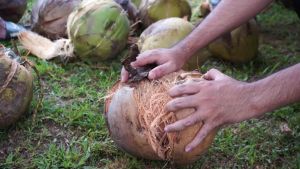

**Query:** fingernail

left=164, top=126, right=169, bottom=132
left=130, top=62, right=136, bottom=67
left=185, top=146, right=191, bottom=152
left=148, top=72, right=155, bottom=79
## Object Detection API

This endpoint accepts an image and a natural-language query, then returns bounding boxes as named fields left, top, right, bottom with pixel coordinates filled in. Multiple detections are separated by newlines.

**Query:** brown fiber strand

left=133, top=74, right=179, bottom=160
left=0, top=59, right=18, bottom=95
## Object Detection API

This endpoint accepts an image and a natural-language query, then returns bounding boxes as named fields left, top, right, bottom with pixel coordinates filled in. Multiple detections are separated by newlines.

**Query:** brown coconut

left=0, top=0, right=27, bottom=22
left=105, top=71, right=217, bottom=165
left=31, top=0, right=81, bottom=40
left=0, top=47, right=33, bottom=128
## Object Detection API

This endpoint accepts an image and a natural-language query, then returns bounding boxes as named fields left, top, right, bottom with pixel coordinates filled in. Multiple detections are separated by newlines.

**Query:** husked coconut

left=105, top=71, right=217, bottom=165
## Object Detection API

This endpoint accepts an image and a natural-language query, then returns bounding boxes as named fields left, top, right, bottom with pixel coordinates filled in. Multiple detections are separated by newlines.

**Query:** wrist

left=245, top=81, right=273, bottom=118
left=170, top=46, right=191, bottom=63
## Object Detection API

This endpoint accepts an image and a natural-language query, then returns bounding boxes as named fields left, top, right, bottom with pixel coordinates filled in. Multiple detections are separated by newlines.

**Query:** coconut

left=67, top=0, right=130, bottom=61
left=139, top=0, right=192, bottom=27
left=105, top=71, right=217, bottom=165
left=208, top=19, right=259, bottom=63
left=138, top=17, right=211, bottom=70
left=31, top=0, right=81, bottom=40
left=0, top=0, right=27, bottom=22
left=0, top=47, right=33, bottom=128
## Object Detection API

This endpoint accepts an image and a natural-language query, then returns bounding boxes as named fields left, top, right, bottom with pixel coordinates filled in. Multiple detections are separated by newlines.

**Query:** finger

left=148, top=62, right=175, bottom=80
left=131, top=50, right=160, bottom=68
left=185, top=123, right=214, bottom=152
left=203, top=68, right=227, bottom=81
left=164, top=112, right=201, bottom=132
left=166, top=95, right=198, bottom=112
left=121, top=67, right=129, bottom=82
left=169, top=82, right=200, bottom=97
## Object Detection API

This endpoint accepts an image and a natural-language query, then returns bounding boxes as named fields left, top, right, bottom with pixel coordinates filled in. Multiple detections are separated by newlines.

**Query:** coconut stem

left=122, top=44, right=156, bottom=83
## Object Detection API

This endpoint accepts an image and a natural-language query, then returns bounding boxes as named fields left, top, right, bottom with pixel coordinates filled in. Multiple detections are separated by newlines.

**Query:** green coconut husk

left=208, top=19, right=259, bottom=63
left=67, top=0, right=130, bottom=61
left=138, top=17, right=211, bottom=70
left=139, top=0, right=192, bottom=27
left=0, top=47, right=33, bottom=128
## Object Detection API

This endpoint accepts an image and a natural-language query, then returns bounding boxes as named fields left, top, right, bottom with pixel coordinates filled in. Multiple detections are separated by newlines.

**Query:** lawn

left=0, top=0, right=299, bottom=168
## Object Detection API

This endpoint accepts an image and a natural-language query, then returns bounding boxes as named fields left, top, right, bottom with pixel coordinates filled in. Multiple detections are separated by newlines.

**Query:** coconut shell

left=0, top=0, right=27, bottom=22
left=208, top=19, right=259, bottom=63
left=139, top=0, right=192, bottom=27
left=0, top=49, right=33, bottom=128
left=105, top=71, right=217, bottom=165
left=31, top=0, right=81, bottom=40
left=67, top=0, right=130, bottom=61
left=138, top=17, right=211, bottom=70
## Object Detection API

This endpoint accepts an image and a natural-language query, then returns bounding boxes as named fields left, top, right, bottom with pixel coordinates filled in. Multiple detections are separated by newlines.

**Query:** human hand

left=121, top=48, right=187, bottom=82
left=164, top=69, right=260, bottom=152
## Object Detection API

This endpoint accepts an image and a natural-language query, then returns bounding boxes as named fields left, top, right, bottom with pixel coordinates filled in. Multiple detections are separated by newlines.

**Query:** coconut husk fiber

left=105, top=71, right=217, bottom=165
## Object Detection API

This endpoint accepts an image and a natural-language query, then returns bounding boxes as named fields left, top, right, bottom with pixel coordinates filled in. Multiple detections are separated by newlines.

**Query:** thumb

left=203, top=68, right=227, bottom=81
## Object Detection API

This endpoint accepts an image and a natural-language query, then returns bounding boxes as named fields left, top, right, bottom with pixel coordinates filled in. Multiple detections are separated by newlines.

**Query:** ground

left=0, top=0, right=299, bottom=168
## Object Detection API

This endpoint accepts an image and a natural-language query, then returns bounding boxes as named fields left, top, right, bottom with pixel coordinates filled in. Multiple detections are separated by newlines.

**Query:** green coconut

left=138, top=17, right=211, bottom=70
left=0, top=48, right=33, bottom=128
left=67, top=0, right=130, bottom=61
left=208, top=19, right=259, bottom=63
left=139, top=0, right=192, bottom=27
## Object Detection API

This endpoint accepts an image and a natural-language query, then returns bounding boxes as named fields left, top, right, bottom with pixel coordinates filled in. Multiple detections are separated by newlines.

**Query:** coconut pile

left=0, top=0, right=260, bottom=165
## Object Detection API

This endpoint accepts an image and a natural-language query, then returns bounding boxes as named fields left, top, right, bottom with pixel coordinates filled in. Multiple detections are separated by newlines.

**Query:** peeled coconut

left=105, top=71, right=217, bottom=164
left=0, top=0, right=27, bottom=22
left=209, top=19, right=259, bottom=63
left=31, top=0, right=81, bottom=40
left=138, top=17, right=211, bottom=70
left=67, top=0, right=130, bottom=61
left=0, top=47, right=33, bottom=128
left=139, top=0, right=192, bottom=27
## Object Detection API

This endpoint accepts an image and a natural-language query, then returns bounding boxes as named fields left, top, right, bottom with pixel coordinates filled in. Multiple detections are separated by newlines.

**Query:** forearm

left=250, top=63, right=300, bottom=116
left=173, top=0, right=273, bottom=60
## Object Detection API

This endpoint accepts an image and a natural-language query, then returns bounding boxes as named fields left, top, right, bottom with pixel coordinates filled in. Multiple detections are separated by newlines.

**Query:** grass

left=0, top=0, right=299, bottom=168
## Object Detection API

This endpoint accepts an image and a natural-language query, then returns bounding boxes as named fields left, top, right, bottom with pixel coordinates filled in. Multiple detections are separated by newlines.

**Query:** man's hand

left=164, top=69, right=260, bottom=152
left=121, top=48, right=187, bottom=82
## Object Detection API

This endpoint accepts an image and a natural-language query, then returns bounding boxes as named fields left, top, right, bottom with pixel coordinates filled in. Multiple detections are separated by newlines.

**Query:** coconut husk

left=31, top=0, right=81, bottom=40
left=18, top=31, right=74, bottom=61
left=0, top=46, right=33, bottom=128
left=105, top=71, right=217, bottom=164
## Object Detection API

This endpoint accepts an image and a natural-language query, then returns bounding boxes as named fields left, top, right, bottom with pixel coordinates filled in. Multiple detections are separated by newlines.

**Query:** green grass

left=0, top=1, right=300, bottom=168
